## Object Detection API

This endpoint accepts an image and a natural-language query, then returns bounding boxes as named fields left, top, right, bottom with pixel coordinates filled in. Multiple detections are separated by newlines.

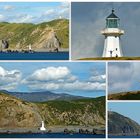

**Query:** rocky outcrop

left=42, top=30, right=61, bottom=52
left=0, top=40, right=9, bottom=50
left=108, top=111, right=140, bottom=135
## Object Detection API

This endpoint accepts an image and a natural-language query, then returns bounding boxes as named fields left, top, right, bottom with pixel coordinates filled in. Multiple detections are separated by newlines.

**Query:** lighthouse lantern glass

left=106, top=18, right=119, bottom=28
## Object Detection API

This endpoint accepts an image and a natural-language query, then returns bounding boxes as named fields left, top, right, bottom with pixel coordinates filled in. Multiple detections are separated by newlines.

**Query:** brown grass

left=79, top=57, right=140, bottom=60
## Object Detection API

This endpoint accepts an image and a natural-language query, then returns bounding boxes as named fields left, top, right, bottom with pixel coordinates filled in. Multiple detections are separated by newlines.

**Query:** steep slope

left=2, top=90, right=86, bottom=102
left=0, top=92, right=42, bottom=129
left=0, top=19, right=69, bottom=51
left=37, top=97, right=105, bottom=127
left=108, top=111, right=140, bottom=135
left=0, top=92, right=105, bottom=129
left=108, top=91, right=140, bottom=100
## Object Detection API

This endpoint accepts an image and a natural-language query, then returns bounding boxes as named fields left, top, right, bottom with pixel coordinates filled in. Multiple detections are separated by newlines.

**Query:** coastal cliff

left=108, top=111, right=140, bottom=136
left=0, top=19, right=68, bottom=52
left=0, top=92, right=105, bottom=131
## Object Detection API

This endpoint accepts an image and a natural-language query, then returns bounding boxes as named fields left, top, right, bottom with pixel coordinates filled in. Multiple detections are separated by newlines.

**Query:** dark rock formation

left=108, top=111, right=140, bottom=136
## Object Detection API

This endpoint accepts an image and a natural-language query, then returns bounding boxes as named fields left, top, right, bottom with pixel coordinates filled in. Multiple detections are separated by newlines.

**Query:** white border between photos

left=0, top=1, right=140, bottom=140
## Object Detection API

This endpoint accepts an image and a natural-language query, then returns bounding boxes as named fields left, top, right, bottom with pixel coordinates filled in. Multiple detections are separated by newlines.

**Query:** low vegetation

left=79, top=57, right=140, bottom=60
left=0, top=91, right=105, bottom=128
left=0, top=19, right=69, bottom=50
left=108, top=91, right=140, bottom=100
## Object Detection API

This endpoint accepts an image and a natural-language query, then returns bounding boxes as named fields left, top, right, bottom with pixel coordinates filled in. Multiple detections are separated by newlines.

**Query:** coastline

left=0, top=47, right=69, bottom=53
left=0, top=125, right=105, bottom=135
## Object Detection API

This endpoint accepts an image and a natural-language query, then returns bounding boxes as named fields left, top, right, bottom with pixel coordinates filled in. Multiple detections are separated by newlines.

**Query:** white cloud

left=0, top=66, right=22, bottom=90
left=0, top=3, right=69, bottom=24
left=71, top=17, right=104, bottom=59
left=3, top=5, right=15, bottom=10
left=0, top=14, right=5, bottom=21
left=60, top=2, right=69, bottom=8
left=61, top=80, right=105, bottom=91
left=108, top=62, right=135, bottom=93
left=132, top=62, right=140, bottom=79
left=13, top=14, right=34, bottom=23
left=43, top=9, right=55, bottom=16
left=26, top=80, right=105, bottom=92
left=22, top=66, right=105, bottom=92
left=25, top=66, right=71, bottom=81
left=90, top=74, right=106, bottom=83
left=110, top=82, right=131, bottom=93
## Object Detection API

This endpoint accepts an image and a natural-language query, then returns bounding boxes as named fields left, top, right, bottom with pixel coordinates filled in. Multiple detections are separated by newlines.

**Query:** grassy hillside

left=108, top=111, right=140, bottom=136
left=0, top=92, right=42, bottom=129
left=37, top=96, right=105, bottom=126
left=0, top=92, right=105, bottom=129
left=0, top=19, right=69, bottom=51
left=79, top=57, right=140, bottom=60
left=108, top=91, right=140, bottom=100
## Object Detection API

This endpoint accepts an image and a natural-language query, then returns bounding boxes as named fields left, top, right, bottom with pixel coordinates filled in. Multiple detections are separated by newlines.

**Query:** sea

left=0, top=133, right=105, bottom=138
left=0, top=52, right=69, bottom=60
left=109, top=135, right=140, bottom=138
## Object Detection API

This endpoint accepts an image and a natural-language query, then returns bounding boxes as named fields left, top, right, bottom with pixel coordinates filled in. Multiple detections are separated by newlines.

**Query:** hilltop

left=0, top=19, right=69, bottom=51
left=108, top=91, right=140, bottom=100
left=0, top=91, right=105, bottom=131
left=79, top=57, right=140, bottom=60
left=1, top=90, right=87, bottom=102
left=108, top=111, right=140, bottom=136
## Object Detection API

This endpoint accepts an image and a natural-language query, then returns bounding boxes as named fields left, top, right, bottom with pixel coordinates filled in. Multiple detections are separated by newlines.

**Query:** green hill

left=108, top=91, right=140, bottom=100
left=0, top=91, right=105, bottom=130
left=0, top=19, right=69, bottom=51
left=37, top=96, right=105, bottom=126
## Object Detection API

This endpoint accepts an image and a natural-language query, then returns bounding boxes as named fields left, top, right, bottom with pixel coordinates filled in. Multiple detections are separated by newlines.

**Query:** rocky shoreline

left=0, top=126, right=105, bottom=135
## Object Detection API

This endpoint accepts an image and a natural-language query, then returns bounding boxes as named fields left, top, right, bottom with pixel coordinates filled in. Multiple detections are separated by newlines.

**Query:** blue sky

left=0, top=2, right=69, bottom=23
left=71, top=2, right=140, bottom=59
left=0, top=62, right=106, bottom=97
left=108, top=62, right=140, bottom=94
left=109, top=102, right=140, bottom=124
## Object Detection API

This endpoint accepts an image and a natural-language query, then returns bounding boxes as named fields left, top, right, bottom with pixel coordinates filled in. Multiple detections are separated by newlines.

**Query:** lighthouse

left=40, top=121, right=46, bottom=131
left=101, top=9, right=124, bottom=57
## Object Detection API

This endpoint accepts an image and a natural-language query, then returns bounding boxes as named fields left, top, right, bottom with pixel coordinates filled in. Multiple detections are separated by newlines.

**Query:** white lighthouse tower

left=40, top=121, right=46, bottom=131
left=101, top=9, right=124, bottom=57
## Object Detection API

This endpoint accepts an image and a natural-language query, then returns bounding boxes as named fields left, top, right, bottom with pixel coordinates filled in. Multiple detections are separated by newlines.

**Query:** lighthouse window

left=106, top=19, right=118, bottom=28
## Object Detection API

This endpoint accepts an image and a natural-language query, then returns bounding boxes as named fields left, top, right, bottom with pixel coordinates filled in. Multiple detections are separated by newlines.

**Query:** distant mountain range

left=108, top=111, right=140, bottom=136
left=0, top=90, right=87, bottom=102
left=0, top=91, right=105, bottom=130
left=108, top=91, right=140, bottom=100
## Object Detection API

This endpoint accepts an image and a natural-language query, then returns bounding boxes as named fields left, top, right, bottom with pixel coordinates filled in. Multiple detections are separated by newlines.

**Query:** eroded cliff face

left=0, top=93, right=42, bottom=128
left=0, top=19, right=69, bottom=52
left=0, top=92, right=105, bottom=129
left=35, top=98, right=105, bottom=127
left=108, top=111, right=140, bottom=135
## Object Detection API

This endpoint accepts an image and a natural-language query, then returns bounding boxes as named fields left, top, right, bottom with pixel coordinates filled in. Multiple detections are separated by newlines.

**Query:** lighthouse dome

left=106, top=9, right=119, bottom=19
left=106, top=9, right=120, bottom=28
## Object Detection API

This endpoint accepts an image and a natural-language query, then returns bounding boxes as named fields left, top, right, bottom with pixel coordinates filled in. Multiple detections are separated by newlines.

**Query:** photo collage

left=0, top=1, right=140, bottom=139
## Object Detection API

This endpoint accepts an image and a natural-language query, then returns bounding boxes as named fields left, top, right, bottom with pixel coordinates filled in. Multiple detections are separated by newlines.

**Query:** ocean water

left=0, top=52, right=69, bottom=60
left=109, top=135, right=140, bottom=138
left=0, top=133, right=105, bottom=138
